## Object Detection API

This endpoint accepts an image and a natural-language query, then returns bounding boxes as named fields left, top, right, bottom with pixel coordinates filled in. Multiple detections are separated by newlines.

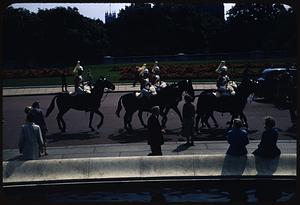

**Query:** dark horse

left=116, top=79, right=194, bottom=131
left=195, top=77, right=257, bottom=132
left=46, top=78, right=115, bottom=132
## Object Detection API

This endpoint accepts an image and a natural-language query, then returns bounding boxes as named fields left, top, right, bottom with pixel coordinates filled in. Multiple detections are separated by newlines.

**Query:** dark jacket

left=253, top=128, right=281, bottom=158
left=226, top=128, right=249, bottom=156
left=147, top=114, right=164, bottom=146
left=30, top=108, right=47, bottom=131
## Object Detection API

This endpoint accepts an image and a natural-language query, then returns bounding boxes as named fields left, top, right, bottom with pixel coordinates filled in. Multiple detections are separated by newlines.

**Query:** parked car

left=255, top=67, right=297, bottom=100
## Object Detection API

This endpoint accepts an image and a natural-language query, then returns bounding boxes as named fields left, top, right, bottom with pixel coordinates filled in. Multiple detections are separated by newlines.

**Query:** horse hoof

left=97, top=125, right=101, bottom=129
left=90, top=128, right=95, bottom=132
left=61, top=129, right=66, bottom=133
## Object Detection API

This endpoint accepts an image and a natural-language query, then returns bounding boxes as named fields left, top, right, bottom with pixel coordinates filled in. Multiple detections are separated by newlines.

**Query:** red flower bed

left=117, top=62, right=283, bottom=80
left=2, top=68, right=72, bottom=79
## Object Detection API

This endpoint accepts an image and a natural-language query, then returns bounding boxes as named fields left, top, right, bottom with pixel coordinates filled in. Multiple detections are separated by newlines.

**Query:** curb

left=3, top=154, right=296, bottom=186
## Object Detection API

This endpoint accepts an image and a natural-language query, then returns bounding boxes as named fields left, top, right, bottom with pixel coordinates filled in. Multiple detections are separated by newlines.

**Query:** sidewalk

left=3, top=140, right=296, bottom=161
left=2, top=83, right=216, bottom=96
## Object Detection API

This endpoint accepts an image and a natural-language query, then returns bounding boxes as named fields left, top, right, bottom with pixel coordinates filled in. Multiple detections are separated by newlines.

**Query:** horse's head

left=93, top=77, right=115, bottom=93
left=237, top=77, right=258, bottom=97
left=177, top=79, right=195, bottom=100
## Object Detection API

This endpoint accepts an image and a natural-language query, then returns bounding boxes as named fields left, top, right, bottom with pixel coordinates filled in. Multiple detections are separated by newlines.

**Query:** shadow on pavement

left=172, top=143, right=193, bottom=153
left=47, top=131, right=97, bottom=143
left=108, top=128, right=148, bottom=143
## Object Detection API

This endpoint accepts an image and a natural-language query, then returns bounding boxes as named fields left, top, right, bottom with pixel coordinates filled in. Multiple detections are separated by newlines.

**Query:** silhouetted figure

left=226, top=118, right=249, bottom=156
left=253, top=116, right=281, bottom=158
left=182, top=94, right=195, bottom=145
left=147, top=106, right=164, bottom=156
left=30, top=101, right=48, bottom=156
left=18, top=112, right=44, bottom=160
left=61, top=69, right=68, bottom=92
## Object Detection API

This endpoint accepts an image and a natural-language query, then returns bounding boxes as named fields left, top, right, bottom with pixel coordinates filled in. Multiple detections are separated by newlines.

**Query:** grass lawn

left=2, top=58, right=294, bottom=87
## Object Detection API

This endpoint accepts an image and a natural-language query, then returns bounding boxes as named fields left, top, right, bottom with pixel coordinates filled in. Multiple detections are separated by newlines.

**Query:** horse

left=115, top=79, right=194, bottom=131
left=195, top=77, right=258, bottom=132
left=46, top=77, right=115, bottom=132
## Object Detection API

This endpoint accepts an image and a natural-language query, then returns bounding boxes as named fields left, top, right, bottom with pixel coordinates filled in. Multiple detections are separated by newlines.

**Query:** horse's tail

left=115, top=95, right=123, bottom=118
left=46, top=95, right=58, bottom=117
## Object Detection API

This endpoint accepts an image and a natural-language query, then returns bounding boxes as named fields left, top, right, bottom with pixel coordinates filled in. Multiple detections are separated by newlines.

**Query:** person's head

left=184, top=94, right=193, bottom=103
left=151, top=106, right=160, bottom=116
left=220, top=66, right=228, bottom=75
left=144, top=68, right=149, bottom=74
left=233, top=118, right=243, bottom=128
left=31, top=101, right=40, bottom=109
left=78, top=66, right=84, bottom=75
left=24, top=106, right=32, bottom=114
left=264, top=116, right=275, bottom=129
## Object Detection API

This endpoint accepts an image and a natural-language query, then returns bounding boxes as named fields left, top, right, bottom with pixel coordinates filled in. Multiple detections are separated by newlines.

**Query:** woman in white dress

left=18, top=111, right=44, bottom=160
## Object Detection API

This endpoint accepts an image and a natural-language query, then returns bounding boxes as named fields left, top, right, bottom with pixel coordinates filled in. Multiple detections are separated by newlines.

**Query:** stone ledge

left=3, top=154, right=296, bottom=185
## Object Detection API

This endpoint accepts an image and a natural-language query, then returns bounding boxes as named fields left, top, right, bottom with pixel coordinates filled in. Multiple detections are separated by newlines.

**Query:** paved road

left=2, top=92, right=296, bottom=149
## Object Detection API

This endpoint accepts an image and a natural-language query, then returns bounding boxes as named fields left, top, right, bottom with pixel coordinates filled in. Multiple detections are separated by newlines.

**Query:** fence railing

left=103, top=51, right=290, bottom=64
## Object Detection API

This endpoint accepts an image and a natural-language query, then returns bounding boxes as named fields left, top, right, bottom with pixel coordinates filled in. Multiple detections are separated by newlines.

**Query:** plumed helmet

left=220, top=66, right=228, bottom=72
left=78, top=66, right=84, bottom=71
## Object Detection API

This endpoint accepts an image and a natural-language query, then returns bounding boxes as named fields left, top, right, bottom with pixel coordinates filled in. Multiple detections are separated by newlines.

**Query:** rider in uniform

left=151, top=61, right=167, bottom=92
left=73, top=61, right=85, bottom=95
left=215, top=61, right=230, bottom=97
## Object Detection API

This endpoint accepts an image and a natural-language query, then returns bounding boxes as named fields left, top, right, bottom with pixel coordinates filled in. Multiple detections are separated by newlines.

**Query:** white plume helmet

left=73, top=60, right=83, bottom=73
left=215, top=60, right=227, bottom=73
left=220, top=66, right=228, bottom=72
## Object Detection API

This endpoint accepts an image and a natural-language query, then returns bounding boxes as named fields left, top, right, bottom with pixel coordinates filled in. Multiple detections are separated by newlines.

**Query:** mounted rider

left=215, top=61, right=236, bottom=97
left=73, top=61, right=90, bottom=95
left=135, top=64, right=157, bottom=98
left=151, top=61, right=167, bottom=92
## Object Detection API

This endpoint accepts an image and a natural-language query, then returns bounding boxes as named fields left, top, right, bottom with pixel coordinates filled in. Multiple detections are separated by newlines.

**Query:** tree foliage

left=2, top=3, right=296, bottom=69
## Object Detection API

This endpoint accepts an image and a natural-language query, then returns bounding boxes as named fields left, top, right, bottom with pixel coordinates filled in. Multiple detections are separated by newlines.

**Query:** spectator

left=252, top=116, right=281, bottom=158
left=226, top=118, right=249, bottom=156
left=182, top=94, right=195, bottom=146
left=147, top=106, right=164, bottom=156
left=18, top=112, right=44, bottom=160
left=61, top=69, right=68, bottom=92
left=30, top=101, right=48, bottom=155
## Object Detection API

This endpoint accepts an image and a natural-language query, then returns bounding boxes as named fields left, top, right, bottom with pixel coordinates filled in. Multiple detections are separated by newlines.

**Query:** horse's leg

left=57, top=109, right=69, bottom=132
left=195, top=113, right=201, bottom=134
left=172, top=105, right=183, bottom=123
left=240, top=112, right=248, bottom=128
left=203, top=113, right=211, bottom=128
left=89, top=112, right=95, bottom=131
left=124, top=112, right=132, bottom=131
left=138, top=110, right=147, bottom=128
left=210, top=112, right=219, bottom=128
left=128, top=113, right=133, bottom=131
left=93, top=109, right=104, bottom=129
left=161, top=107, right=170, bottom=128
left=56, top=113, right=63, bottom=131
